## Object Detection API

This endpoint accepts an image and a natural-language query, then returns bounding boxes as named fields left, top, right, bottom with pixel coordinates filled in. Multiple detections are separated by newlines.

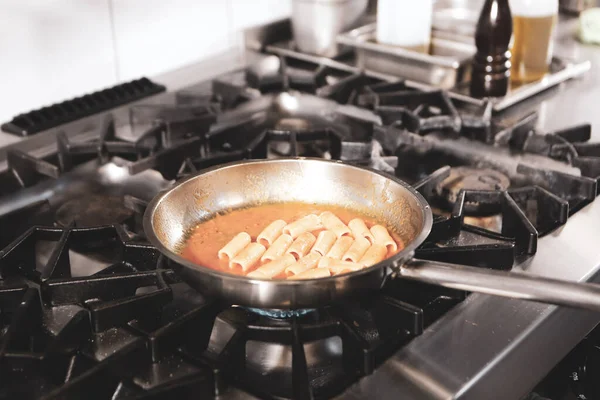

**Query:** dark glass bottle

left=469, top=0, right=513, bottom=98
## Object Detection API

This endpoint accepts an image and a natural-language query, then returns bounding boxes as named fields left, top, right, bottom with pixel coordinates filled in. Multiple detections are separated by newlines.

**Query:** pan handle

left=401, top=259, right=600, bottom=313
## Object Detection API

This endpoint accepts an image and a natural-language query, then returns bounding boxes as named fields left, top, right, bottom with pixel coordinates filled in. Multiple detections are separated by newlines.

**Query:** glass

left=509, top=0, right=559, bottom=83
left=376, top=0, right=434, bottom=53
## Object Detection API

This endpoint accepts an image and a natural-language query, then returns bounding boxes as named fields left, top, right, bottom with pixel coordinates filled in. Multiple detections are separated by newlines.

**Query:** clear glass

left=509, top=0, right=559, bottom=83
left=376, top=0, right=434, bottom=53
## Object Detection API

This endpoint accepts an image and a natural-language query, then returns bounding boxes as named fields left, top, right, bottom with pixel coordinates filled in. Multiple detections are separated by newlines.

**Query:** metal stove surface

left=1, top=46, right=600, bottom=399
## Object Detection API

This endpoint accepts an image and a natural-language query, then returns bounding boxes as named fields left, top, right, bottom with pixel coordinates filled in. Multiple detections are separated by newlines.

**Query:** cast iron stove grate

left=0, top=205, right=477, bottom=400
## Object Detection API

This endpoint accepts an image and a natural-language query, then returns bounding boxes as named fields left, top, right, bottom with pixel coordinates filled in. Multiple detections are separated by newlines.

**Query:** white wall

left=0, top=0, right=291, bottom=124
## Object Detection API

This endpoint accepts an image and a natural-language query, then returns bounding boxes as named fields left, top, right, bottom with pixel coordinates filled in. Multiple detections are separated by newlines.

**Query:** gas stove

left=1, top=52, right=600, bottom=400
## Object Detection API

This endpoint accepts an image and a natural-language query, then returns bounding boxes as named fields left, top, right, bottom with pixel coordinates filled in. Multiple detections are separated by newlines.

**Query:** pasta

left=288, top=267, right=332, bottom=280
left=182, top=203, right=403, bottom=280
left=318, top=257, right=361, bottom=269
left=311, top=230, right=337, bottom=256
left=287, top=232, right=317, bottom=260
left=261, top=234, right=293, bottom=262
left=230, top=242, right=266, bottom=272
left=283, top=214, right=322, bottom=238
left=327, top=263, right=364, bottom=275
left=342, top=236, right=371, bottom=263
left=285, top=253, right=321, bottom=277
left=319, top=211, right=351, bottom=238
left=218, top=232, right=251, bottom=262
left=257, top=220, right=287, bottom=247
left=370, top=225, right=398, bottom=252
left=348, top=218, right=375, bottom=244
left=325, top=236, right=354, bottom=260
left=247, top=254, right=297, bottom=279
left=359, top=244, right=387, bottom=266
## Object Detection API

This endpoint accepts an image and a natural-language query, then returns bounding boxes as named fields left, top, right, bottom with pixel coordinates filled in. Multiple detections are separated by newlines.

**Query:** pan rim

left=143, top=157, right=433, bottom=286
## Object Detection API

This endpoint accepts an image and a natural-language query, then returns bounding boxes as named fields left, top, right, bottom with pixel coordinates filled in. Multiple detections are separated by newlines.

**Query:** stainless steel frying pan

left=144, top=158, right=600, bottom=312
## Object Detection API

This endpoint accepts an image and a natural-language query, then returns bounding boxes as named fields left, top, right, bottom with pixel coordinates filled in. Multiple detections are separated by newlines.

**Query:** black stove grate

left=0, top=215, right=471, bottom=400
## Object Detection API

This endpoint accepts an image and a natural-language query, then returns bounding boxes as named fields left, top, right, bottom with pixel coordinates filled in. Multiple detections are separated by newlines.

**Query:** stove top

left=1, top=53, right=600, bottom=400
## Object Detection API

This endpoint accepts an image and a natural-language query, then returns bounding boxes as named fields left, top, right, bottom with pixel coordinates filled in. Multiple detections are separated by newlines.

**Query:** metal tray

left=245, top=19, right=591, bottom=112
left=452, top=57, right=591, bottom=111
left=337, top=23, right=475, bottom=89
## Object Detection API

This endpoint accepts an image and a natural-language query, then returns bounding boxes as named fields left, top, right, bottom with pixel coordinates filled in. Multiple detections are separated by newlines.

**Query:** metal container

left=291, top=0, right=368, bottom=57
left=337, top=23, right=475, bottom=89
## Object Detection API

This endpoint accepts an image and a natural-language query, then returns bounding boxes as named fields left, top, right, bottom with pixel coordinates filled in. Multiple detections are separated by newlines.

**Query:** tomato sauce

left=180, top=202, right=401, bottom=276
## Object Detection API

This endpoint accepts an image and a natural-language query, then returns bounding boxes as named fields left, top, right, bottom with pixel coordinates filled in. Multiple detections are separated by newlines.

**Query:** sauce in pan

left=180, top=202, right=404, bottom=278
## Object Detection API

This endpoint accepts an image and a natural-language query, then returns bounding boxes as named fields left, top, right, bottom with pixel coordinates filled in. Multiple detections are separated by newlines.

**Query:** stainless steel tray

left=453, top=57, right=591, bottom=110
left=337, top=23, right=475, bottom=89
left=245, top=18, right=591, bottom=112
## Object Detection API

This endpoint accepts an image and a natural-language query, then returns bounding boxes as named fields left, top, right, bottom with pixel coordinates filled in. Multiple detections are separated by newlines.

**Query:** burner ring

left=244, top=307, right=315, bottom=319
left=55, top=195, right=134, bottom=228
left=436, top=167, right=511, bottom=214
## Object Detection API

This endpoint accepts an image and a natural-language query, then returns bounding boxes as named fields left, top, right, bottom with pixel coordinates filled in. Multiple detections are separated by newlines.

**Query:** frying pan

left=144, top=158, right=600, bottom=312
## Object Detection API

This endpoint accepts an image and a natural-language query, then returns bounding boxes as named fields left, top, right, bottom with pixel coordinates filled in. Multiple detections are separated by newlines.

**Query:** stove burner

left=437, top=167, right=511, bottom=213
left=244, top=307, right=315, bottom=318
left=55, top=195, right=133, bottom=227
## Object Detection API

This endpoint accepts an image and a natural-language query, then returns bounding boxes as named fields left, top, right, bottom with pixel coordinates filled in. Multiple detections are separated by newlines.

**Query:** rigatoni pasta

left=349, top=218, right=375, bottom=244
left=370, top=225, right=398, bottom=252
left=247, top=254, right=296, bottom=279
left=288, top=267, right=332, bottom=280
left=287, top=232, right=317, bottom=260
left=326, top=236, right=354, bottom=260
left=285, top=253, right=321, bottom=277
left=311, top=230, right=337, bottom=256
left=342, top=237, right=371, bottom=263
left=283, top=214, right=322, bottom=238
left=319, top=211, right=351, bottom=238
left=318, top=257, right=361, bottom=269
left=230, top=242, right=266, bottom=272
left=218, top=232, right=251, bottom=262
left=359, top=244, right=387, bottom=266
left=257, top=220, right=287, bottom=247
left=327, top=263, right=364, bottom=275
left=181, top=203, right=403, bottom=280
left=261, top=234, right=293, bottom=262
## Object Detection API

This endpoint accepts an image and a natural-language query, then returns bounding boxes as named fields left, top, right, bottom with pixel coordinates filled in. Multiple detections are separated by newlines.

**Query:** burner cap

left=437, top=167, right=510, bottom=214
left=55, top=195, right=134, bottom=228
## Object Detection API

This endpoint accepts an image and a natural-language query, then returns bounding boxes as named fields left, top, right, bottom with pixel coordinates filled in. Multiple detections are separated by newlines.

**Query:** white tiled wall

left=111, top=0, right=234, bottom=81
left=230, top=0, right=291, bottom=31
left=0, top=0, right=291, bottom=124
left=0, top=1, right=117, bottom=123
